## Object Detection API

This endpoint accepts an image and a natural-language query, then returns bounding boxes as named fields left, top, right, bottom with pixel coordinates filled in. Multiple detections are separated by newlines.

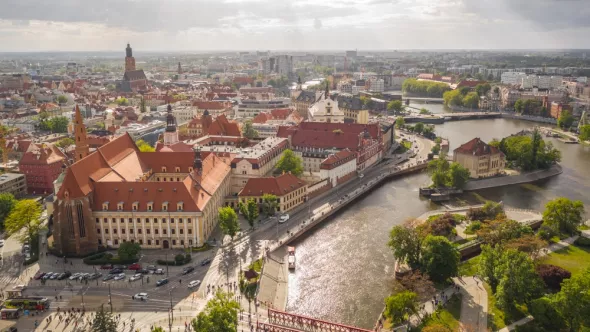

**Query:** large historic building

left=52, top=105, right=232, bottom=256
left=307, top=85, right=345, bottom=123
left=453, top=138, right=506, bottom=178
left=119, top=43, right=148, bottom=92
left=19, top=142, right=68, bottom=195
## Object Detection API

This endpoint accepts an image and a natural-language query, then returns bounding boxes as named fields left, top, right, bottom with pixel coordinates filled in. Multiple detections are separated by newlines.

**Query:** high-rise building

left=261, top=55, right=293, bottom=76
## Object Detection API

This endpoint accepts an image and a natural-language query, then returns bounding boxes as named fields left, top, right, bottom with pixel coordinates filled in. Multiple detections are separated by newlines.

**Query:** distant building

left=18, top=143, right=68, bottom=195
left=0, top=173, right=27, bottom=198
left=308, top=86, right=345, bottom=123
left=238, top=173, right=307, bottom=213
left=501, top=72, right=526, bottom=86
left=236, top=99, right=290, bottom=118
left=319, top=149, right=357, bottom=187
left=550, top=102, right=573, bottom=119
left=119, top=43, right=148, bottom=92
left=453, top=138, right=505, bottom=179
left=260, top=55, right=293, bottom=76
left=292, top=90, right=323, bottom=119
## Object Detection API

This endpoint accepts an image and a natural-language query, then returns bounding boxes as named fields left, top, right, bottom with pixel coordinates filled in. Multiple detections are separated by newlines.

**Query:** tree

left=475, top=83, right=491, bottom=97
left=414, top=122, right=425, bottom=134
left=239, top=199, right=259, bottom=229
left=535, top=264, right=571, bottom=291
left=242, top=120, right=259, bottom=139
left=514, top=99, right=524, bottom=113
left=261, top=194, right=278, bottom=217
left=557, top=110, right=575, bottom=129
left=398, top=271, right=435, bottom=301
left=0, top=193, right=16, bottom=231
left=276, top=149, right=303, bottom=176
left=388, top=223, right=422, bottom=269
left=135, top=139, right=155, bottom=152
left=360, top=96, right=374, bottom=110
left=504, top=234, right=547, bottom=260
left=478, top=244, right=502, bottom=292
left=57, top=95, right=68, bottom=104
left=91, top=305, right=117, bottom=332
left=48, top=116, right=69, bottom=133
left=420, top=235, right=460, bottom=283
left=55, top=137, right=75, bottom=148
left=115, top=97, right=129, bottom=106
left=529, top=297, right=565, bottom=331
left=5, top=199, right=42, bottom=243
left=553, top=267, right=590, bottom=331
left=427, top=155, right=451, bottom=188
left=402, top=78, right=450, bottom=97
left=579, top=124, right=590, bottom=141
left=192, top=289, right=240, bottom=332
left=384, top=291, right=419, bottom=325
left=218, top=207, right=239, bottom=240
left=117, top=241, right=141, bottom=261
left=495, top=249, right=543, bottom=311
left=443, top=89, right=464, bottom=107
left=387, top=100, right=404, bottom=114
left=151, top=327, right=165, bottom=332
left=542, top=197, right=585, bottom=235
left=419, top=108, right=431, bottom=115
left=395, top=117, right=405, bottom=128
left=462, top=92, right=480, bottom=109
left=477, top=219, right=533, bottom=247
left=448, top=162, right=470, bottom=189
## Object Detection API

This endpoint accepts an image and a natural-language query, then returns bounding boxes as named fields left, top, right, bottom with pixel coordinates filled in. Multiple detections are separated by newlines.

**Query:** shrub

left=536, top=264, right=571, bottom=291
left=574, top=236, right=590, bottom=247
left=537, top=225, right=556, bottom=242
left=422, top=324, right=451, bottom=332
left=429, top=218, right=454, bottom=237
left=83, top=252, right=137, bottom=265
left=465, top=221, right=482, bottom=235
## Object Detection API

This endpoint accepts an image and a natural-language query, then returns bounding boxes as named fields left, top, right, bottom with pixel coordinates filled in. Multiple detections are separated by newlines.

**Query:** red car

left=34, top=272, right=46, bottom=280
left=100, top=264, right=113, bottom=270
left=127, top=263, right=141, bottom=271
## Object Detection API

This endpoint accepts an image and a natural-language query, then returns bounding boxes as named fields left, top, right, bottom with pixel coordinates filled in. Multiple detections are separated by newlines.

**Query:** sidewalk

left=257, top=247, right=288, bottom=311
left=454, top=276, right=488, bottom=332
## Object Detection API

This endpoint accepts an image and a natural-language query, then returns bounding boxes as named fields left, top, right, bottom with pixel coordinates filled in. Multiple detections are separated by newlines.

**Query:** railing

left=267, top=308, right=373, bottom=332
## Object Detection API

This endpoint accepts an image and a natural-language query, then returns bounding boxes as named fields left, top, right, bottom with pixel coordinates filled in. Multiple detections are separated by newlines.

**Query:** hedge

left=574, top=236, right=590, bottom=247
left=186, top=244, right=211, bottom=253
left=83, top=252, right=138, bottom=265
left=48, top=245, right=107, bottom=259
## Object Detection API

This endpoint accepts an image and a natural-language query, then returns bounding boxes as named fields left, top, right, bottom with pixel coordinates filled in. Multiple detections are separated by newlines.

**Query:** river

left=285, top=114, right=590, bottom=328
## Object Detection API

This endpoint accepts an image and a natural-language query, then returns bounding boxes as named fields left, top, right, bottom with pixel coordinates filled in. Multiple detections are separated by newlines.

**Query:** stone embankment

left=463, top=164, right=562, bottom=191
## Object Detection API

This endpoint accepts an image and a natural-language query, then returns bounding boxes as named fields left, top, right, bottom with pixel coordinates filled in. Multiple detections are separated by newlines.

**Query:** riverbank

left=463, top=164, right=562, bottom=191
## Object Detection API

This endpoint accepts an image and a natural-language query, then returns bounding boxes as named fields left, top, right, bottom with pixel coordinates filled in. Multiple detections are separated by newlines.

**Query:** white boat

left=288, top=246, right=296, bottom=270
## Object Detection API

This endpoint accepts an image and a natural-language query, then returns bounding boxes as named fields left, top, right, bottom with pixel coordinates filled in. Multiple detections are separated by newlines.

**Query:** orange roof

left=239, top=173, right=306, bottom=197
left=207, top=114, right=241, bottom=137
left=454, top=138, right=503, bottom=157
left=192, top=101, right=226, bottom=110
left=320, top=149, right=356, bottom=170
left=252, top=113, right=273, bottom=124
left=19, top=143, right=67, bottom=165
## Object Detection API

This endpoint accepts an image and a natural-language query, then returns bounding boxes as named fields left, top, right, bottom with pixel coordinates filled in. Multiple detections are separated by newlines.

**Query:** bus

left=2, top=297, right=49, bottom=311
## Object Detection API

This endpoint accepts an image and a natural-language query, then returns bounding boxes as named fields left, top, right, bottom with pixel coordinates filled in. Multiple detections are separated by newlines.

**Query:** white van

left=188, top=280, right=201, bottom=289
left=279, top=214, right=290, bottom=223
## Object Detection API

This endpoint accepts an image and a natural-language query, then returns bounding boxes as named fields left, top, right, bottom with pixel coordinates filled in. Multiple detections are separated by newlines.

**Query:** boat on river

left=288, top=246, right=296, bottom=270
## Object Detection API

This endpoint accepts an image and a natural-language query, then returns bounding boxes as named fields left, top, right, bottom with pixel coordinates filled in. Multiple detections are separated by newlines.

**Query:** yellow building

left=238, top=173, right=308, bottom=213
left=453, top=138, right=505, bottom=178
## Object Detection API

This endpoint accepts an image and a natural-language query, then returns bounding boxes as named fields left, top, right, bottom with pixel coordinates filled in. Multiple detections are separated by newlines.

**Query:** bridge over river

left=403, top=112, right=502, bottom=124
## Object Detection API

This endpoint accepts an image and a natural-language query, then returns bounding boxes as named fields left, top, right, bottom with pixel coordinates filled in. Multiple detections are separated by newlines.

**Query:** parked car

left=113, top=265, right=126, bottom=270
left=129, top=274, right=142, bottom=282
left=137, top=269, right=150, bottom=275
left=109, top=268, right=123, bottom=275
left=79, top=273, right=91, bottom=280
left=69, top=273, right=81, bottom=281
left=102, top=274, right=115, bottom=281
left=42, top=272, right=54, bottom=280
left=188, top=280, right=201, bottom=289
left=146, top=265, right=156, bottom=271
left=57, top=272, right=70, bottom=280
left=88, top=272, right=102, bottom=280
left=113, top=273, right=126, bottom=281
left=49, top=273, right=59, bottom=280
left=127, top=263, right=141, bottom=271
left=182, top=266, right=194, bottom=275
left=34, top=272, right=46, bottom=280
left=156, top=278, right=169, bottom=287
left=153, top=269, right=165, bottom=275
left=200, top=258, right=211, bottom=266
left=279, top=214, right=290, bottom=223
left=132, top=293, right=149, bottom=300
left=100, top=264, right=113, bottom=270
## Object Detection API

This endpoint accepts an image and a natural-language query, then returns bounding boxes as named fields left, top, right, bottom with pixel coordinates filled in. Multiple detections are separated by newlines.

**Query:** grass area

left=484, top=282, right=528, bottom=331
left=544, top=244, right=590, bottom=276
left=458, top=256, right=480, bottom=277
left=579, top=224, right=590, bottom=231
left=412, top=294, right=462, bottom=332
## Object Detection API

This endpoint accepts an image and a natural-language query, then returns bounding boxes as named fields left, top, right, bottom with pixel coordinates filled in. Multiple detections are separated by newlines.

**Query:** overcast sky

left=0, top=0, right=589, bottom=52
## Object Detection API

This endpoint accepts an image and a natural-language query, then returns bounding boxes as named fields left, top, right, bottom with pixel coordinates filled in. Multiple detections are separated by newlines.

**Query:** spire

left=165, top=104, right=176, bottom=132
left=126, top=43, right=132, bottom=58
left=74, top=104, right=89, bottom=162
left=325, top=80, right=330, bottom=99
left=193, top=146, right=203, bottom=173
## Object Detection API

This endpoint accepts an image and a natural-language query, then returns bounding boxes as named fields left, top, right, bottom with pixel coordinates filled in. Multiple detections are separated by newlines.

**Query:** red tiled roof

left=320, top=149, right=356, bottom=170
left=252, top=113, right=273, bottom=124
left=192, top=101, right=226, bottom=110
left=270, top=108, right=290, bottom=119
left=239, top=173, right=306, bottom=197
left=453, top=138, right=503, bottom=157
left=19, top=143, right=67, bottom=165
left=207, top=114, right=241, bottom=137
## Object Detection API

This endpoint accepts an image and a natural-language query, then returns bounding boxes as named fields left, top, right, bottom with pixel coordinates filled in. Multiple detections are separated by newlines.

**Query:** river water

left=286, top=102, right=590, bottom=328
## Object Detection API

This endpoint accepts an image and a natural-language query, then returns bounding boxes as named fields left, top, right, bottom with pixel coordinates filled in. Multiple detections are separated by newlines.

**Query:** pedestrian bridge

left=257, top=309, right=373, bottom=332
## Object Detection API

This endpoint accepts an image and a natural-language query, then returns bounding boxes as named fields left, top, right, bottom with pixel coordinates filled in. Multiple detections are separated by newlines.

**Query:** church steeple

left=163, top=104, right=179, bottom=145
left=126, top=43, right=133, bottom=57
left=74, top=104, right=89, bottom=162
left=125, top=43, right=136, bottom=72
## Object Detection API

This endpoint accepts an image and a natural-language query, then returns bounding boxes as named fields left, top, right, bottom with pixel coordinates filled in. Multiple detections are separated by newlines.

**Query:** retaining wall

left=463, top=164, right=562, bottom=191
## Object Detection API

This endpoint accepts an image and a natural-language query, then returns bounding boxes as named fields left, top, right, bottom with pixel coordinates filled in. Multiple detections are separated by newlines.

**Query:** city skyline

left=1, top=0, right=589, bottom=52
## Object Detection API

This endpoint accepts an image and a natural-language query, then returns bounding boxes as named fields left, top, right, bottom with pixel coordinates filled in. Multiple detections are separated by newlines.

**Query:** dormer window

left=162, top=202, right=169, bottom=212
left=175, top=166, right=181, bottom=173
left=177, top=202, right=183, bottom=211
left=161, top=167, right=167, bottom=173
left=117, top=202, right=124, bottom=211
left=188, top=167, right=194, bottom=172
left=102, top=202, right=109, bottom=211
left=132, top=202, right=139, bottom=211
left=147, top=201, right=154, bottom=211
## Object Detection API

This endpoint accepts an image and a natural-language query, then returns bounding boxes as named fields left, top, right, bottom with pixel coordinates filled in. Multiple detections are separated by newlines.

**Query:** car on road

left=109, top=268, right=123, bottom=274
left=182, top=267, right=194, bottom=275
left=102, top=274, right=115, bottom=281
left=113, top=273, right=126, bottom=281
left=49, top=273, right=59, bottom=280
left=113, top=264, right=126, bottom=270
left=156, top=278, right=168, bottom=287
left=137, top=269, right=150, bottom=275
left=88, top=272, right=102, bottom=280
left=146, top=265, right=156, bottom=271
left=12, top=284, right=26, bottom=291
left=129, top=274, right=142, bottom=282
left=42, top=272, right=54, bottom=280
left=100, top=264, right=113, bottom=270
left=188, top=280, right=201, bottom=289
left=127, top=263, right=141, bottom=271
left=132, top=293, right=149, bottom=300
left=200, top=258, right=211, bottom=266
left=57, top=272, right=72, bottom=280
left=69, top=273, right=81, bottom=280
left=153, top=268, right=165, bottom=275
left=279, top=214, right=290, bottom=223
left=0, top=239, right=4, bottom=247
left=79, top=273, right=91, bottom=280
left=34, top=272, right=46, bottom=280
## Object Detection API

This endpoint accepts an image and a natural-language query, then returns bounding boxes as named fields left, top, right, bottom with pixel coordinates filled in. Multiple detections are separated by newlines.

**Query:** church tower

left=178, top=62, right=183, bottom=74
left=163, top=104, right=179, bottom=145
left=74, top=104, right=89, bottom=162
left=125, top=43, right=136, bottom=72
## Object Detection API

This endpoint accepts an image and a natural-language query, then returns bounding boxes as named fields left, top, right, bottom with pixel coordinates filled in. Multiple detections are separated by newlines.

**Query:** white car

left=0, top=239, right=4, bottom=247
left=69, top=273, right=81, bottom=280
left=132, top=292, right=148, bottom=300
left=12, top=284, right=26, bottom=291
left=188, top=280, right=201, bottom=289
left=130, top=274, right=142, bottom=282
left=279, top=214, right=290, bottom=223
left=113, top=273, right=126, bottom=281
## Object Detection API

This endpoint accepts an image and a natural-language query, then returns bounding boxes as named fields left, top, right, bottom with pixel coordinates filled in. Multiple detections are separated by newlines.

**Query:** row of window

left=103, top=202, right=184, bottom=212
left=96, top=217, right=192, bottom=224
left=98, top=238, right=193, bottom=246
left=98, top=227, right=192, bottom=235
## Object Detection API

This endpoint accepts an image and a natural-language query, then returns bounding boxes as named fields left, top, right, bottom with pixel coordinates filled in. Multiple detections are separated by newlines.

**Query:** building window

left=162, top=219, right=166, bottom=223
left=97, top=228, right=100, bottom=234
left=95, top=218, right=99, bottom=224
left=188, top=218, right=191, bottom=223
left=113, top=229, right=117, bottom=234
left=171, top=218, right=174, bottom=224
left=139, top=239, right=143, bottom=245
left=179, top=218, right=183, bottom=223
left=148, top=240, right=152, bottom=245
left=76, top=201, right=86, bottom=238
left=105, top=229, right=109, bottom=234
left=129, top=229, right=133, bottom=234
left=189, top=240, right=193, bottom=245
left=155, top=229, right=159, bottom=234
left=104, top=218, right=107, bottom=223
left=114, top=239, right=119, bottom=245
left=129, top=218, right=132, bottom=223
left=117, top=202, right=123, bottom=211
left=137, top=218, right=141, bottom=223
left=98, top=239, right=102, bottom=245
left=172, top=240, right=176, bottom=245
left=138, top=229, right=142, bottom=234
left=133, top=202, right=138, bottom=211
left=180, top=229, right=183, bottom=235
left=163, top=229, right=167, bottom=235
left=188, top=229, right=192, bottom=234
left=156, top=240, right=159, bottom=245
left=102, top=202, right=109, bottom=211
left=161, top=167, right=167, bottom=172
left=171, top=229, right=175, bottom=235
left=120, top=218, right=124, bottom=223
left=147, top=229, right=151, bottom=234
left=175, top=167, right=180, bottom=173
left=181, top=240, right=184, bottom=246
left=112, top=218, right=116, bottom=223
left=121, top=229, right=126, bottom=234
left=154, top=218, right=158, bottom=223
left=162, top=203, right=168, bottom=211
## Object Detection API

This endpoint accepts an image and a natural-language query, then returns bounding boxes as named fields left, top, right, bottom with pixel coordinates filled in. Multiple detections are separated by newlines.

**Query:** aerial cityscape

left=1, top=2, right=590, bottom=332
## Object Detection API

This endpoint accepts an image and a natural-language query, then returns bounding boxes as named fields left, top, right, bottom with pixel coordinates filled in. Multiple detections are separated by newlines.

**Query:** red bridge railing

left=267, top=308, right=374, bottom=332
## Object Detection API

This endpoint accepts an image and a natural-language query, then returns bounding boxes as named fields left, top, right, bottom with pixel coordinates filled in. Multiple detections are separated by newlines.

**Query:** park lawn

left=544, top=244, right=590, bottom=276
left=484, top=282, right=528, bottom=331
left=458, top=256, right=480, bottom=277
left=415, top=294, right=462, bottom=332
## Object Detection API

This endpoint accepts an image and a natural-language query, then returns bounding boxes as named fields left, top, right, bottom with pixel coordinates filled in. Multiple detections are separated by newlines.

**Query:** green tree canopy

left=478, top=244, right=502, bottom=292
left=552, top=267, right=590, bottom=331
left=499, top=133, right=560, bottom=171
left=262, top=194, right=279, bottom=216
left=0, top=193, right=16, bottom=231
left=395, top=117, right=405, bottom=128
left=115, top=97, right=129, bottom=106
left=475, top=83, right=491, bottom=97
left=558, top=110, right=575, bottom=129
left=135, top=139, right=155, bottom=152
left=384, top=290, right=419, bottom=325
left=91, top=305, right=117, bottom=332
left=192, top=290, right=240, bottom=332
left=462, top=92, right=480, bottom=109
left=387, top=100, right=404, bottom=114
left=402, top=78, right=450, bottom=97
left=579, top=124, right=590, bottom=141
left=242, top=120, right=259, bottom=139
left=388, top=223, right=422, bottom=269
left=117, top=241, right=141, bottom=261
left=529, top=296, right=565, bottom=331
left=55, top=137, right=75, bottom=148
left=239, top=199, right=259, bottom=229
left=443, top=89, right=464, bottom=107
left=419, top=108, right=431, bottom=115
left=48, top=116, right=69, bottom=133
left=413, top=122, right=425, bottom=134
left=218, top=207, right=239, bottom=240
left=542, top=197, right=585, bottom=235
left=449, top=162, right=470, bottom=188
left=495, top=249, right=543, bottom=311
left=57, top=95, right=68, bottom=104
left=276, top=149, right=303, bottom=176
left=420, top=235, right=460, bottom=283
left=5, top=199, right=42, bottom=243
